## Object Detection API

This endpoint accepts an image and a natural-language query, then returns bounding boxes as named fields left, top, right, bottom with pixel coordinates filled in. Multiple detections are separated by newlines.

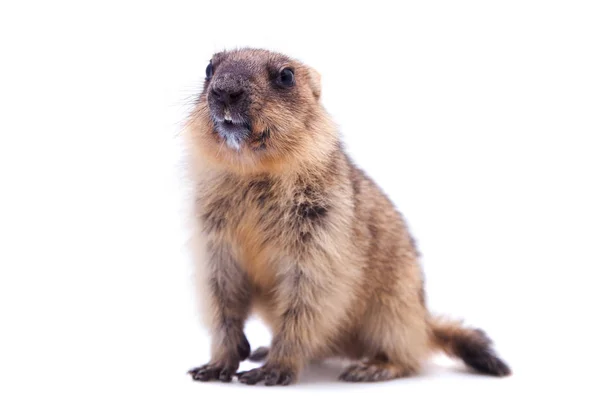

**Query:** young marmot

left=184, top=48, right=510, bottom=386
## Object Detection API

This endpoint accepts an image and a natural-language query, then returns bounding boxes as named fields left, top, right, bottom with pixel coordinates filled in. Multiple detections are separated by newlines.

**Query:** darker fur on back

left=185, top=48, right=510, bottom=385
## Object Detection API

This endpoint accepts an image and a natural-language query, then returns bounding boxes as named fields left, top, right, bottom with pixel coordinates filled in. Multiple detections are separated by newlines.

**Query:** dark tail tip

left=430, top=318, right=511, bottom=377
left=456, top=343, right=512, bottom=376
left=455, top=330, right=512, bottom=377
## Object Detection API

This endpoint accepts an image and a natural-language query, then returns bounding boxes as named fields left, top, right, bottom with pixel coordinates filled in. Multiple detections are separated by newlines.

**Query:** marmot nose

left=211, top=86, right=246, bottom=106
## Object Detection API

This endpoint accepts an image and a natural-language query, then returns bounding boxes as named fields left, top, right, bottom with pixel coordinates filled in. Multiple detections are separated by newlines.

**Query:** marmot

left=184, top=48, right=510, bottom=386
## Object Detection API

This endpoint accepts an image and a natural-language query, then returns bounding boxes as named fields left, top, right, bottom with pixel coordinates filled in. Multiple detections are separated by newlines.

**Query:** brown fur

left=185, top=48, right=511, bottom=385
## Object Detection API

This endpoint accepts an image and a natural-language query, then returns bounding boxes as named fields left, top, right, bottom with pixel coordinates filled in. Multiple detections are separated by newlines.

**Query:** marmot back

left=185, top=48, right=510, bottom=386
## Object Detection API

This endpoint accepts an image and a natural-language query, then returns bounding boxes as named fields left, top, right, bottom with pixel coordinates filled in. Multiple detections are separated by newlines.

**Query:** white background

left=1, top=1, right=599, bottom=399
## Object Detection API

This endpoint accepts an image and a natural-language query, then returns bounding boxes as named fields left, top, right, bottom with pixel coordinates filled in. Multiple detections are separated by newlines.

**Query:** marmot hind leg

left=248, top=346, right=269, bottom=362
left=339, top=299, right=430, bottom=382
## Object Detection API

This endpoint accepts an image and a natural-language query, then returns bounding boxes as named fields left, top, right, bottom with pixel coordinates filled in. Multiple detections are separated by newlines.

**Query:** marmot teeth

left=224, top=109, right=232, bottom=122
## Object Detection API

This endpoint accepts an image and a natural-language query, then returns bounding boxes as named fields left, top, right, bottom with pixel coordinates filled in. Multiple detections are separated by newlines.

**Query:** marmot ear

left=307, top=67, right=322, bottom=100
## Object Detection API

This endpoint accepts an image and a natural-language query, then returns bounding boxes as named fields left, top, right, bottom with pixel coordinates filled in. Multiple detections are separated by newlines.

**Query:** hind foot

left=188, top=362, right=238, bottom=382
left=339, top=361, right=411, bottom=382
left=248, top=346, right=269, bottom=362
left=237, top=363, right=296, bottom=386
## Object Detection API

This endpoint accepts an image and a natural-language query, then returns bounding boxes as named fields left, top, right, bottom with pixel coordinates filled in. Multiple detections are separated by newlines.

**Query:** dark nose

left=211, top=86, right=246, bottom=106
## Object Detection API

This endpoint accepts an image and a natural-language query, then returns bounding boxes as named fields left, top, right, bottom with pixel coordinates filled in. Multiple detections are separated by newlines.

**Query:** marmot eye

left=279, top=68, right=294, bottom=87
left=205, top=61, right=214, bottom=80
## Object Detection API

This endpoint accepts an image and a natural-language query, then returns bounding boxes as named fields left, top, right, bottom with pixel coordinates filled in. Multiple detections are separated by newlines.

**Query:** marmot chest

left=199, top=174, right=330, bottom=287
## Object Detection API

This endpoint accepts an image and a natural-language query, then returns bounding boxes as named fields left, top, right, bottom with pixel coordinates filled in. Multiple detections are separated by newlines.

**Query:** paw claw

left=237, top=364, right=295, bottom=386
left=219, top=367, right=234, bottom=382
left=279, top=373, right=293, bottom=386
left=188, top=362, right=237, bottom=383
left=238, top=368, right=264, bottom=385
left=264, top=370, right=281, bottom=386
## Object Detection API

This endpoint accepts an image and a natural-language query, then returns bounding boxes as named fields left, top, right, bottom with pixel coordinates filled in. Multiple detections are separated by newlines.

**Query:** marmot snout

left=185, top=48, right=510, bottom=386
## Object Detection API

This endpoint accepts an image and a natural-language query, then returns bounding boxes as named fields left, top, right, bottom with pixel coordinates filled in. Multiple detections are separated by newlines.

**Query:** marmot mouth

left=211, top=111, right=269, bottom=151
left=213, top=116, right=252, bottom=151
left=218, top=119, right=251, bottom=132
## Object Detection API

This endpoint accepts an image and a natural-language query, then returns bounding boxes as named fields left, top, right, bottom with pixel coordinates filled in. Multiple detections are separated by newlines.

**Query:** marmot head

left=187, top=48, right=337, bottom=174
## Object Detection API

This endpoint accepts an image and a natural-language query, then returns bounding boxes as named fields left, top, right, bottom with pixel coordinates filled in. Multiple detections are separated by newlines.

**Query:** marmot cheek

left=251, top=119, right=268, bottom=135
